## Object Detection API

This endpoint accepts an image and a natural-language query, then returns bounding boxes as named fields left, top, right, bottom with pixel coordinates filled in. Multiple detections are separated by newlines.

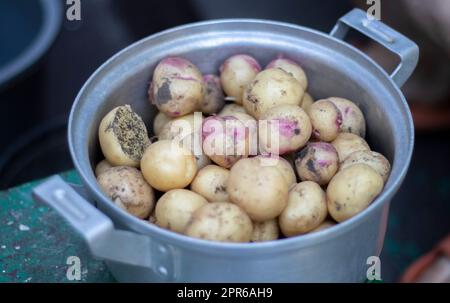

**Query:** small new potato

left=155, top=189, right=208, bottom=233
left=259, top=104, right=312, bottom=154
left=99, top=105, right=150, bottom=167
left=295, top=142, right=339, bottom=185
left=327, top=164, right=384, bottom=222
left=328, top=97, right=366, bottom=137
left=95, top=159, right=112, bottom=177
left=331, top=133, right=370, bottom=162
left=340, top=150, right=391, bottom=183
left=191, top=165, right=230, bottom=202
left=266, top=57, right=308, bottom=90
left=201, top=74, right=225, bottom=114
left=149, top=57, right=204, bottom=117
left=243, top=68, right=305, bottom=119
left=97, top=166, right=155, bottom=219
left=301, top=92, right=314, bottom=113
left=220, top=54, right=261, bottom=104
left=279, top=181, right=328, bottom=236
left=185, top=202, right=253, bottom=242
left=228, top=157, right=289, bottom=221
left=251, top=219, right=280, bottom=242
left=310, top=220, right=336, bottom=233
left=153, top=112, right=172, bottom=136
left=256, top=155, right=296, bottom=188
left=140, top=140, right=197, bottom=191
left=308, top=99, right=342, bottom=142
left=218, top=103, right=247, bottom=116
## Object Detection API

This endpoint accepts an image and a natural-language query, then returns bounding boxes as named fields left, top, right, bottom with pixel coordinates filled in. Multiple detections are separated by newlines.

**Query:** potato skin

left=328, top=97, right=366, bottom=138
left=201, top=74, right=225, bottom=114
left=227, top=157, right=289, bottom=221
left=251, top=219, right=280, bottom=242
left=149, top=57, right=204, bottom=117
left=218, top=103, right=247, bottom=116
left=257, top=155, right=296, bottom=188
left=155, top=189, right=208, bottom=233
left=279, top=181, right=327, bottom=236
left=191, top=165, right=230, bottom=202
left=340, top=150, right=391, bottom=183
left=185, top=202, right=253, bottom=242
left=331, top=133, right=370, bottom=162
left=97, top=166, right=155, bottom=219
left=99, top=105, right=150, bottom=167
left=327, top=164, right=384, bottom=222
left=266, top=57, right=308, bottom=90
left=95, top=159, right=112, bottom=177
left=310, top=220, right=336, bottom=233
left=220, top=54, right=261, bottom=104
left=308, top=99, right=342, bottom=142
left=295, top=142, right=339, bottom=185
left=140, top=140, right=197, bottom=191
left=301, top=92, right=314, bottom=113
left=259, top=104, right=312, bottom=154
left=243, top=68, right=304, bottom=119
left=153, top=112, right=172, bottom=136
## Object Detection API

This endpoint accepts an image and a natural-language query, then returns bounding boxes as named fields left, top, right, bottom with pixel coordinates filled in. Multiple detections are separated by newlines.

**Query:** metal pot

left=33, top=9, right=418, bottom=282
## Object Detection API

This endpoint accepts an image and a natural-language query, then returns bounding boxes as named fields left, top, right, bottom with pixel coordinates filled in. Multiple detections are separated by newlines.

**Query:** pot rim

left=68, top=18, right=414, bottom=253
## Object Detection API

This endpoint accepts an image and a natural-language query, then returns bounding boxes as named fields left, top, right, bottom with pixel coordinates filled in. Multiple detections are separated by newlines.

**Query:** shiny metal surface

left=34, top=9, right=417, bottom=282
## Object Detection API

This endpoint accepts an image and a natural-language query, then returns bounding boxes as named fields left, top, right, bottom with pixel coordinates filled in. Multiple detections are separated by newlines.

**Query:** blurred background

left=0, top=0, right=449, bottom=282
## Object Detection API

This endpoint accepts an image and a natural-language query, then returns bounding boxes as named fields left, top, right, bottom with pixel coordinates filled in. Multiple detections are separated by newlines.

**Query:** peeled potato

left=140, top=140, right=197, bottom=191
left=191, top=165, right=230, bottom=202
left=331, top=133, right=370, bottom=162
left=340, top=150, right=391, bottom=183
left=98, top=105, right=150, bottom=167
left=185, top=202, right=253, bottom=242
left=251, top=219, right=280, bottom=242
left=97, top=166, right=155, bottom=219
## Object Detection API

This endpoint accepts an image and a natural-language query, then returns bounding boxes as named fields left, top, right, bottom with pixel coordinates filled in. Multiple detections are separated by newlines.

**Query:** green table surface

left=0, top=171, right=115, bottom=283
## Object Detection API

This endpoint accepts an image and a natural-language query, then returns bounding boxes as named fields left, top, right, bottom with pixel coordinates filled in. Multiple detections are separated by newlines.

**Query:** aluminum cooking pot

left=33, top=9, right=418, bottom=282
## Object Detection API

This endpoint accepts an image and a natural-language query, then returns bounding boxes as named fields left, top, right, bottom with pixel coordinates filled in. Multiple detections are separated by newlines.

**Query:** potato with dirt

left=331, top=133, right=370, bottom=162
left=308, top=99, right=342, bottom=142
left=99, top=105, right=150, bottom=167
left=97, top=166, right=155, bottom=219
left=155, top=189, right=208, bottom=233
left=227, top=157, right=289, bottom=221
left=328, top=97, right=366, bottom=137
left=340, top=150, right=391, bottom=183
left=295, top=142, right=339, bottom=185
left=191, top=165, right=230, bottom=202
left=149, top=57, right=204, bottom=117
left=185, top=202, right=253, bottom=242
left=220, top=54, right=261, bottom=104
left=140, top=140, right=197, bottom=191
left=266, top=56, right=308, bottom=90
left=251, top=219, right=280, bottom=242
left=327, top=164, right=384, bottom=222
left=279, top=181, right=328, bottom=236
left=259, top=104, right=312, bottom=154
left=200, top=74, right=225, bottom=114
left=243, top=68, right=305, bottom=119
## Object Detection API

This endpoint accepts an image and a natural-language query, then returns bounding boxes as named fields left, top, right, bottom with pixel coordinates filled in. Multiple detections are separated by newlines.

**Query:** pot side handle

left=32, top=175, right=153, bottom=268
left=330, top=8, right=419, bottom=88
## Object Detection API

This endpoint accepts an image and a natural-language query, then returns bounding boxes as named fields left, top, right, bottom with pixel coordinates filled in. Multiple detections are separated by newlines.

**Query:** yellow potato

left=308, top=99, right=342, bottom=142
left=251, top=219, right=280, bottom=242
left=95, top=159, right=112, bottom=177
left=331, top=133, right=370, bottom=162
left=340, top=150, right=391, bottom=183
left=266, top=57, right=308, bottom=90
left=153, top=112, right=172, bottom=136
left=201, top=74, right=225, bottom=114
left=191, top=165, right=230, bottom=202
left=309, top=220, right=336, bottom=233
left=218, top=103, right=247, bottom=116
left=328, top=97, right=366, bottom=138
left=301, top=92, right=314, bottom=113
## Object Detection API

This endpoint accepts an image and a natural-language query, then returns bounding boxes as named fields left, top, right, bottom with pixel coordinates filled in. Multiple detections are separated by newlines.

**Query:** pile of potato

left=95, top=54, right=391, bottom=243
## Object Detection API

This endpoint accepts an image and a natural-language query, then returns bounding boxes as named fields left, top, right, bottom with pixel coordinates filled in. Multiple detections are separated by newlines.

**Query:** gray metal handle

left=32, top=175, right=153, bottom=268
left=330, top=8, right=419, bottom=88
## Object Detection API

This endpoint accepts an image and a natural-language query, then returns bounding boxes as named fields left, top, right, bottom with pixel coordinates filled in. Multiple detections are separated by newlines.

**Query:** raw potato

left=251, top=219, right=280, bottom=242
left=155, top=189, right=208, bottom=233
left=308, top=99, right=342, bottom=142
left=185, top=202, right=253, bottom=242
left=220, top=54, right=261, bottom=104
left=219, top=103, right=247, bottom=116
left=202, top=116, right=251, bottom=168
left=228, top=157, right=289, bottom=221
left=310, top=220, right=336, bottom=233
left=279, top=181, right=328, bottom=236
left=201, top=74, right=225, bottom=114
left=257, top=155, right=296, bottom=188
left=340, top=150, right=391, bottom=183
left=327, top=164, right=384, bottom=222
left=99, top=105, right=150, bottom=167
left=331, top=133, right=370, bottom=162
left=328, top=97, right=366, bottom=137
left=153, top=112, right=172, bottom=136
left=97, top=166, right=155, bottom=219
left=191, top=165, right=230, bottom=202
left=295, top=142, right=339, bottom=185
left=149, top=57, right=204, bottom=117
left=95, top=159, right=112, bottom=177
left=266, top=57, right=308, bottom=90
left=301, top=92, right=314, bottom=113
left=259, top=104, right=312, bottom=154
left=243, top=68, right=304, bottom=119
left=140, top=140, right=197, bottom=191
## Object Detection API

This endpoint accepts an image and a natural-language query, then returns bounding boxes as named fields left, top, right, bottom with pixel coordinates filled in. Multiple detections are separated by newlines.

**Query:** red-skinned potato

left=328, top=97, right=366, bottom=137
